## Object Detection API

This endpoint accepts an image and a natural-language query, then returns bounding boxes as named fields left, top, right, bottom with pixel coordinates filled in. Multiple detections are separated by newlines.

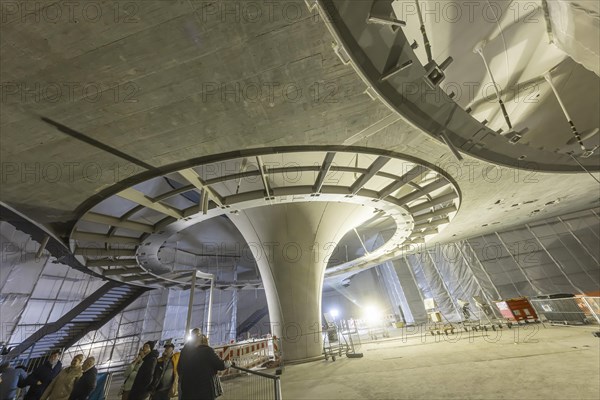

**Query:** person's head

left=49, top=350, right=61, bottom=364
left=163, top=343, right=174, bottom=357
left=82, top=357, right=95, bottom=371
left=143, top=341, right=155, bottom=354
left=71, top=354, right=84, bottom=367
left=191, top=328, right=201, bottom=337
left=199, top=335, right=209, bottom=346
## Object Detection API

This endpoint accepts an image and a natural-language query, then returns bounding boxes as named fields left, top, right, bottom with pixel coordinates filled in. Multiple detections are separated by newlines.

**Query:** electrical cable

left=568, top=153, right=600, bottom=184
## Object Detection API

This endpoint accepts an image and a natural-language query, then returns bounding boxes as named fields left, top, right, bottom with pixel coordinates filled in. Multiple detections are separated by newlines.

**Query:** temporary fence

left=529, top=296, right=600, bottom=325
left=214, top=337, right=282, bottom=372
left=580, top=296, right=600, bottom=324
left=221, top=365, right=282, bottom=400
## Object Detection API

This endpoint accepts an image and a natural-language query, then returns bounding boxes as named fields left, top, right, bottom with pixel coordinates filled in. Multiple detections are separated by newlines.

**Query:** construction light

left=330, top=309, right=339, bottom=318
left=363, top=305, right=383, bottom=322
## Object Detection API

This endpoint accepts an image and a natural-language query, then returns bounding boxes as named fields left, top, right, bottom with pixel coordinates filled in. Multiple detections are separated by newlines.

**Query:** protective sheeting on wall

left=234, top=289, right=269, bottom=338
left=406, top=252, right=462, bottom=322
left=1, top=222, right=49, bottom=344
left=329, top=207, right=600, bottom=324
left=141, top=290, right=169, bottom=342
left=368, top=231, right=415, bottom=324
left=464, top=212, right=600, bottom=300
left=203, top=288, right=234, bottom=345
left=147, top=285, right=268, bottom=346
left=377, top=262, right=414, bottom=323
left=394, top=208, right=600, bottom=322
left=1, top=247, right=105, bottom=348
left=0, top=219, right=148, bottom=369
left=162, top=289, right=194, bottom=341
left=391, top=258, right=428, bottom=323
left=453, top=242, right=503, bottom=319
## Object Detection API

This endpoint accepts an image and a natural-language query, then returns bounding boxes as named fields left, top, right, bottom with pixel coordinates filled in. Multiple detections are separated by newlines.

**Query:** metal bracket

left=423, top=57, right=453, bottom=89
left=332, top=42, right=351, bottom=65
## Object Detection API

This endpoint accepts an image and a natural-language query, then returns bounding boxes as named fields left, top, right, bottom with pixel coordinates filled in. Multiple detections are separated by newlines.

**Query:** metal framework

left=69, top=147, right=461, bottom=289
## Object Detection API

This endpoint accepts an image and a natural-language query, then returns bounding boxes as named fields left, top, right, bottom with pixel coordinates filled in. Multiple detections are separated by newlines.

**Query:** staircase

left=6, top=281, right=148, bottom=361
left=236, top=306, right=269, bottom=339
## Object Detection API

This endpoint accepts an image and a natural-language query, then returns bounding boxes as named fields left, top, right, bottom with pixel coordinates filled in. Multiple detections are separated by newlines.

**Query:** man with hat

left=150, top=342, right=179, bottom=400
left=128, top=341, right=158, bottom=400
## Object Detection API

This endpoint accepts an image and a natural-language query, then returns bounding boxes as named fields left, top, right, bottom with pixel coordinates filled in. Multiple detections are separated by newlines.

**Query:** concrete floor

left=107, top=325, right=599, bottom=400
left=274, top=325, right=600, bottom=400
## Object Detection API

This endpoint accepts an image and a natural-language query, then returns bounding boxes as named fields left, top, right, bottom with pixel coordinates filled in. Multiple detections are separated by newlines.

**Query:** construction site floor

left=277, top=324, right=599, bottom=400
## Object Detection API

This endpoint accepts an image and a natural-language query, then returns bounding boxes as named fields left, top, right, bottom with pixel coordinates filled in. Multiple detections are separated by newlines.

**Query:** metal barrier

left=215, top=337, right=282, bottom=371
left=530, top=297, right=591, bottom=325
left=581, top=296, right=600, bottom=324
left=221, top=365, right=282, bottom=400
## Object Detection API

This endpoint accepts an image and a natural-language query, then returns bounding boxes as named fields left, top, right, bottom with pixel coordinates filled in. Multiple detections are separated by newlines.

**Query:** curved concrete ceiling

left=68, top=148, right=460, bottom=288
left=0, top=0, right=598, bottom=289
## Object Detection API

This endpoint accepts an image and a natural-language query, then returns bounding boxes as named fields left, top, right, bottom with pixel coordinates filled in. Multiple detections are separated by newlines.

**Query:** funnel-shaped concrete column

left=232, top=202, right=374, bottom=362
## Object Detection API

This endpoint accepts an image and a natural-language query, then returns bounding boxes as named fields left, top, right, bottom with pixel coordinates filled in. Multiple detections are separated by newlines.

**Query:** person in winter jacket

left=150, top=343, right=179, bottom=400
left=128, top=342, right=159, bottom=400
left=40, top=354, right=83, bottom=400
left=177, top=335, right=229, bottom=400
left=0, top=363, right=27, bottom=400
left=21, top=351, right=62, bottom=400
left=120, top=347, right=147, bottom=400
left=68, top=357, right=97, bottom=400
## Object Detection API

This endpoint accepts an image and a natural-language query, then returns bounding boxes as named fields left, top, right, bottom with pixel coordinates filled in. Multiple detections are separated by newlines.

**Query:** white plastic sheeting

left=396, top=208, right=600, bottom=322
left=545, top=0, right=600, bottom=76
left=391, top=258, right=428, bottom=323
left=0, top=222, right=104, bottom=347
left=377, top=262, right=414, bottom=323
left=327, top=207, right=599, bottom=324
left=1, top=222, right=48, bottom=344
left=407, top=252, right=462, bottom=322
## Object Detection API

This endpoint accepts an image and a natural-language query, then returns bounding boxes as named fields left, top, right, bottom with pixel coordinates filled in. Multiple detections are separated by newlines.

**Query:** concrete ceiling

left=1, top=1, right=599, bottom=284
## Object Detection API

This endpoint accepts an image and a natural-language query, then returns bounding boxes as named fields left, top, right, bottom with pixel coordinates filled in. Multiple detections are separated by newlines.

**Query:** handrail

left=230, top=365, right=280, bottom=380
left=228, top=365, right=282, bottom=400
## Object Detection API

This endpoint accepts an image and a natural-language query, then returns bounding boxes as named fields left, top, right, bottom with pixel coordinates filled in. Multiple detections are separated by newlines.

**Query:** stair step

left=9, top=284, right=146, bottom=360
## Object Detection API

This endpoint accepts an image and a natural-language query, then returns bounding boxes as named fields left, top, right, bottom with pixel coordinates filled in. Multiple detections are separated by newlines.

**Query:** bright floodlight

left=330, top=309, right=339, bottom=318
left=363, top=305, right=383, bottom=322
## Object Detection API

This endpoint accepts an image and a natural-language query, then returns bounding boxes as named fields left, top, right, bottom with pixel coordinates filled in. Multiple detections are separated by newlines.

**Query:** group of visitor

left=121, top=329, right=229, bottom=400
left=1, top=328, right=227, bottom=400
left=0, top=350, right=97, bottom=400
